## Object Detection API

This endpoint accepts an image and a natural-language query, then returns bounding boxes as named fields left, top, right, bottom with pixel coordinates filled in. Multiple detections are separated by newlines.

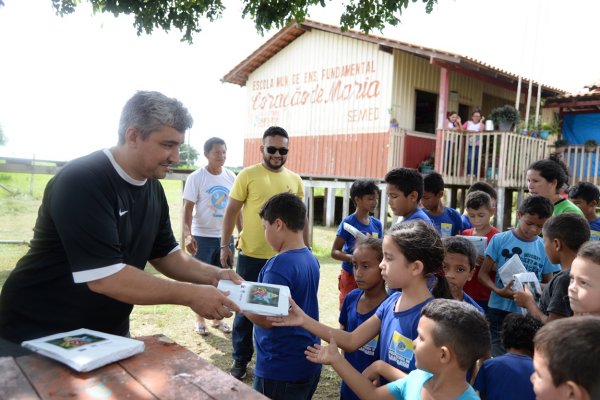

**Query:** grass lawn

left=0, top=172, right=343, bottom=399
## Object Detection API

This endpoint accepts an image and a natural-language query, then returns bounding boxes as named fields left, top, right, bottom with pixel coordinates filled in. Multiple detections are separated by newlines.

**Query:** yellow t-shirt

left=230, top=163, right=304, bottom=259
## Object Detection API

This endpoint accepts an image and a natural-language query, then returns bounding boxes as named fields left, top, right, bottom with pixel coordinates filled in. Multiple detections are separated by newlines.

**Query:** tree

left=50, top=0, right=437, bottom=43
left=176, top=143, right=199, bottom=167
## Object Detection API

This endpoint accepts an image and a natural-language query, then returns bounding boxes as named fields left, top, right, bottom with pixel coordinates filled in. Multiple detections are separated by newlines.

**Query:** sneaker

left=230, top=360, right=248, bottom=380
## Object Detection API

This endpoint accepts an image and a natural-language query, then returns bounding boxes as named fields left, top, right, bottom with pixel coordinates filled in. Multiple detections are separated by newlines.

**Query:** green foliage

left=51, top=0, right=438, bottom=43
left=490, top=104, right=520, bottom=124
left=176, top=143, right=199, bottom=167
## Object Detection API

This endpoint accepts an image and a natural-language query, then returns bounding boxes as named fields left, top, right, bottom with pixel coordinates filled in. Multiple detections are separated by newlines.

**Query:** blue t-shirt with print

left=254, top=248, right=321, bottom=381
left=375, top=292, right=432, bottom=376
left=473, top=353, right=535, bottom=400
left=463, top=292, right=484, bottom=314
left=336, top=214, right=383, bottom=273
left=387, top=369, right=479, bottom=400
left=392, top=208, right=433, bottom=230
left=485, top=230, right=558, bottom=313
left=339, top=289, right=387, bottom=400
left=589, top=217, right=600, bottom=241
left=425, top=207, right=463, bottom=237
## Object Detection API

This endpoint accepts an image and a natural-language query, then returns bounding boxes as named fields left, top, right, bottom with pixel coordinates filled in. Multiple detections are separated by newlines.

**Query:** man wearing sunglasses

left=220, top=126, right=307, bottom=380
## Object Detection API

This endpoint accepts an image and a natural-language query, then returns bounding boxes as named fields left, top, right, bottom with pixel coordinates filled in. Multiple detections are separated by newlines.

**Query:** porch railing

left=563, top=145, right=600, bottom=186
left=435, top=129, right=550, bottom=188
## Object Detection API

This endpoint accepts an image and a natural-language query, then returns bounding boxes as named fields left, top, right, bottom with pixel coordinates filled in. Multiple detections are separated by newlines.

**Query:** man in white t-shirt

left=183, top=137, right=241, bottom=336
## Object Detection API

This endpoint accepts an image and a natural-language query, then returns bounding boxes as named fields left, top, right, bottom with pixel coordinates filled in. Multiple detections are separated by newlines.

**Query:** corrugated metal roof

left=222, top=19, right=567, bottom=97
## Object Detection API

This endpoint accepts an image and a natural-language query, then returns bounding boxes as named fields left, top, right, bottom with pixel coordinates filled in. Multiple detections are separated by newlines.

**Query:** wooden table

left=0, top=334, right=267, bottom=400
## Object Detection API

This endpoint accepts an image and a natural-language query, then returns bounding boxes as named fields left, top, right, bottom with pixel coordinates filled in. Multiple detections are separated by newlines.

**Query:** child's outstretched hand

left=305, top=335, right=343, bottom=366
left=267, top=298, right=307, bottom=326
left=496, top=279, right=515, bottom=299
left=513, top=284, right=535, bottom=308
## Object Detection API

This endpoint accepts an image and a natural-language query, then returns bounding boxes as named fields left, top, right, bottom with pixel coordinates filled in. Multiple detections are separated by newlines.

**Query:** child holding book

left=384, top=168, right=432, bottom=226
left=332, top=179, right=383, bottom=308
left=244, top=193, right=321, bottom=399
left=339, top=237, right=388, bottom=400
left=568, top=181, right=600, bottom=239
left=568, top=241, right=600, bottom=316
left=532, top=316, right=600, bottom=400
left=461, top=190, right=500, bottom=313
left=478, top=195, right=557, bottom=356
left=442, top=236, right=484, bottom=313
left=304, top=299, right=489, bottom=400
left=473, top=313, right=542, bottom=400
left=270, top=221, right=452, bottom=383
left=421, top=171, right=463, bottom=237
left=514, top=213, right=590, bottom=322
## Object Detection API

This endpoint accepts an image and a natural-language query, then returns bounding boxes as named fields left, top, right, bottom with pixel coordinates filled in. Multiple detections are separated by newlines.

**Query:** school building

left=222, top=20, right=575, bottom=229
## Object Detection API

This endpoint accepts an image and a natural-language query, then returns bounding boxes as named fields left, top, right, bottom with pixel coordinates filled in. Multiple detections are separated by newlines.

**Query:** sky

left=0, top=0, right=598, bottom=167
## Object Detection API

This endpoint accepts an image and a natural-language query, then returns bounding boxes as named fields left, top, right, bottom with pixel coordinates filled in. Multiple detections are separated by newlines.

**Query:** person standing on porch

left=219, top=126, right=307, bottom=380
left=183, top=137, right=241, bottom=336
left=463, top=108, right=485, bottom=176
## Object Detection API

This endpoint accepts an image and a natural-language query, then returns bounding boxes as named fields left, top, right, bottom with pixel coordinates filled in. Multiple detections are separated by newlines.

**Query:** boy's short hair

left=467, top=181, right=497, bottom=201
left=421, top=299, right=490, bottom=370
left=518, top=195, right=553, bottom=219
left=350, top=179, right=380, bottom=203
left=262, top=126, right=289, bottom=140
left=501, top=313, right=542, bottom=353
left=384, top=168, right=424, bottom=201
left=465, top=190, right=493, bottom=211
left=203, top=137, right=226, bottom=154
left=568, top=181, right=600, bottom=203
left=543, top=213, right=590, bottom=252
left=443, top=236, right=477, bottom=271
left=423, top=171, right=445, bottom=194
left=259, top=193, right=306, bottom=232
left=577, top=240, right=600, bottom=265
left=534, top=316, right=600, bottom=398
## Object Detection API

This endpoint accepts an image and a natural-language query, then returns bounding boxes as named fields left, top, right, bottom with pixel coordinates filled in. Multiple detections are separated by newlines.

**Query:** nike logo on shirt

left=119, top=209, right=128, bottom=217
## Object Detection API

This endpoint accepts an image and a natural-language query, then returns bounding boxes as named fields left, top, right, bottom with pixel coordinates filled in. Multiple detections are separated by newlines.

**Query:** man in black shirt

left=0, top=91, right=242, bottom=343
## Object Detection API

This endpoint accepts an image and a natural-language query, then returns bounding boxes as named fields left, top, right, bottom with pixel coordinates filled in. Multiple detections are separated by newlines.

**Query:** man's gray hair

left=118, top=91, right=193, bottom=144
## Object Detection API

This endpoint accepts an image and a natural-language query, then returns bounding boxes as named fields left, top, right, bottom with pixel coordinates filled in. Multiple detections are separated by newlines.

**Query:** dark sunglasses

left=266, top=146, right=289, bottom=155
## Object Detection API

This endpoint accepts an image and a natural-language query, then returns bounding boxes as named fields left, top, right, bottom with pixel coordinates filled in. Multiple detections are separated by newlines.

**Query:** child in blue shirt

left=332, top=179, right=383, bottom=308
left=384, top=168, right=432, bottom=227
left=305, top=299, right=489, bottom=400
left=461, top=181, right=498, bottom=231
left=421, top=171, right=463, bottom=237
left=568, top=181, right=600, bottom=240
left=270, top=221, right=453, bottom=384
left=479, top=195, right=557, bottom=356
left=474, top=313, right=542, bottom=400
left=339, top=237, right=388, bottom=400
left=442, top=236, right=484, bottom=313
left=244, top=193, right=321, bottom=400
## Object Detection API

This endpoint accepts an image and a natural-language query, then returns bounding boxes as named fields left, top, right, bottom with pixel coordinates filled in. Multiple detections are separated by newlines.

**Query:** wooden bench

left=0, top=334, right=267, bottom=400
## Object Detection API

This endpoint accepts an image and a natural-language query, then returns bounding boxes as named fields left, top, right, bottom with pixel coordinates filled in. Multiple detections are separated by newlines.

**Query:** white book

left=459, top=235, right=487, bottom=257
left=21, top=328, right=144, bottom=372
left=343, top=222, right=367, bottom=239
left=218, top=280, right=290, bottom=316
left=498, top=254, right=528, bottom=288
left=512, top=272, right=542, bottom=300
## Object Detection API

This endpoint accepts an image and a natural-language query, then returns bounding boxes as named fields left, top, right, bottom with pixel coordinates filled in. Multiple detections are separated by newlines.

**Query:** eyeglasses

left=266, top=146, right=289, bottom=155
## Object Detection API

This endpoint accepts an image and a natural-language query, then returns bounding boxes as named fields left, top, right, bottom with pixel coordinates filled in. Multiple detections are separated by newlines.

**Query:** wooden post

left=379, top=184, right=389, bottom=228
left=342, top=182, right=350, bottom=221
left=496, top=187, right=506, bottom=230
left=437, top=67, right=449, bottom=130
left=304, top=186, right=314, bottom=247
left=325, top=186, right=336, bottom=227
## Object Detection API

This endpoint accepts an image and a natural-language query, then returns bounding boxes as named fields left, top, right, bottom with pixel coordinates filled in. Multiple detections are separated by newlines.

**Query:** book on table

left=218, top=280, right=290, bottom=316
left=21, top=328, right=145, bottom=372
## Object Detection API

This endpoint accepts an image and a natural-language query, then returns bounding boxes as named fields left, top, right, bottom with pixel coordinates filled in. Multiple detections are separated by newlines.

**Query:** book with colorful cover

left=218, top=280, right=290, bottom=316
left=21, top=328, right=144, bottom=372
